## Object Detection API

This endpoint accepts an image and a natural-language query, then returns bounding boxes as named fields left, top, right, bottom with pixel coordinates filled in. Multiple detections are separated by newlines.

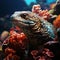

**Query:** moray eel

left=11, top=11, right=56, bottom=46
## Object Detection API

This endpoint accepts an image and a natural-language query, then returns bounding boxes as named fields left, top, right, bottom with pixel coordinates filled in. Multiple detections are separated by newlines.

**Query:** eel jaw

left=12, top=18, right=36, bottom=27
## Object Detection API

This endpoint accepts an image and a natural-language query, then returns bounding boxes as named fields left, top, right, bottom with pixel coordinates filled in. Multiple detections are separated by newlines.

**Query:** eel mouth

left=13, top=18, right=36, bottom=27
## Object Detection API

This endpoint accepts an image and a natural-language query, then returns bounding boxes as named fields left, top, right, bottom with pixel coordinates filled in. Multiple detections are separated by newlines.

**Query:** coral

left=53, top=15, right=60, bottom=28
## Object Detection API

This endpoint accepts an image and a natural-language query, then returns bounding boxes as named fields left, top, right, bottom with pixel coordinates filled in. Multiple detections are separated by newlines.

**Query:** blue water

left=47, top=0, right=56, bottom=4
left=24, top=0, right=36, bottom=5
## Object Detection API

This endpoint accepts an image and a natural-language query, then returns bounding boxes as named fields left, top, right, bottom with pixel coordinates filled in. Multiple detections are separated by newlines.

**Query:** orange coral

left=3, top=26, right=28, bottom=60
left=32, top=5, right=51, bottom=20
left=53, top=15, right=60, bottom=28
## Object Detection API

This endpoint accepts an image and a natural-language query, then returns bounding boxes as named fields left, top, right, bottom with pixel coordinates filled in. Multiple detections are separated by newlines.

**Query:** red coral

left=43, top=48, right=54, bottom=58
left=31, top=50, right=38, bottom=56
left=5, top=48, right=16, bottom=55
left=9, top=30, right=27, bottom=49
left=32, top=5, right=51, bottom=20
left=3, top=26, right=28, bottom=60
left=4, top=53, right=20, bottom=60
left=53, top=15, right=60, bottom=28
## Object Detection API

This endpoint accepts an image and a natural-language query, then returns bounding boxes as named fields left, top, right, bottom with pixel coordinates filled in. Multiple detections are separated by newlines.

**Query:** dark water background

left=0, top=0, right=56, bottom=17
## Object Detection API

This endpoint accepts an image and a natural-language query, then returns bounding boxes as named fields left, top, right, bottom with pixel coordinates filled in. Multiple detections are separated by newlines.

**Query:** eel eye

left=20, top=13, right=28, bottom=19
